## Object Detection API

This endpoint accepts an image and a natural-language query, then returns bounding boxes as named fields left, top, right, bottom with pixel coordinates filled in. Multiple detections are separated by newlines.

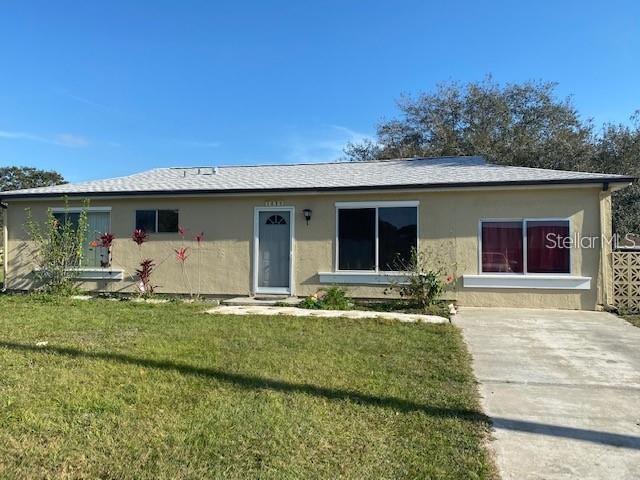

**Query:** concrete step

left=222, top=296, right=301, bottom=307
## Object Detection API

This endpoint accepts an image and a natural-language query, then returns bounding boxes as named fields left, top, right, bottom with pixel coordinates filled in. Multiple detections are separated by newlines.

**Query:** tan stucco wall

left=4, top=186, right=607, bottom=309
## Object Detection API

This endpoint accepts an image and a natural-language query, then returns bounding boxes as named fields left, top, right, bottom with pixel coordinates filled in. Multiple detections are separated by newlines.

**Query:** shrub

left=132, top=229, right=148, bottom=246
left=24, top=199, right=89, bottom=294
left=299, top=286, right=354, bottom=310
left=384, top=248, right=453, bottom=310
left=135, top=258, right=156, bottom=296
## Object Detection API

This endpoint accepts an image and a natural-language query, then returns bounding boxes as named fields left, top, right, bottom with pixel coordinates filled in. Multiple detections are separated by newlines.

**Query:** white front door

left=254, top=208, right=293, bottom=295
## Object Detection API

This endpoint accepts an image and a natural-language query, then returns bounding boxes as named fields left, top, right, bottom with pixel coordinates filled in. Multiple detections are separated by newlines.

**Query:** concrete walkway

left=455, top=308, right=640, bottom=480
left=206, top=305, right=448, bottom=323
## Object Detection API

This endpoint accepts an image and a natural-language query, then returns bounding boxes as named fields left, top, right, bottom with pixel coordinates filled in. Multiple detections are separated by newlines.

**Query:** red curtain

left=527, top=221, right=570, bottom=273
left=482, top=222, right=523, bottom=273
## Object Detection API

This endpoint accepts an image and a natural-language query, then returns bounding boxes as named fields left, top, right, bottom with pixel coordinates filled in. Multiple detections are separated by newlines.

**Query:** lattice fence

left=612, top=251, right=640, bottom=312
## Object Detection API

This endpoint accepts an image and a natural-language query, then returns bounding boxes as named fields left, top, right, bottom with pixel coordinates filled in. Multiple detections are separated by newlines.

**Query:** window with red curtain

left=526, top=220, right=570, bottom=273
left=481, top=222, right=524, bottom=273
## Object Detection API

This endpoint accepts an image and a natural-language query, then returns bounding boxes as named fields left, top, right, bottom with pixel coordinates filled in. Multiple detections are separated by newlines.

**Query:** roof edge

left=1, top=175, right=634, bottom=201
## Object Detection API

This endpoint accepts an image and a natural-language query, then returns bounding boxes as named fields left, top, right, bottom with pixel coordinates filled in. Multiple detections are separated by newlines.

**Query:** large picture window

left=480, top=219, right=570, bottom=274
left=337, top=203, right=418, bottom=271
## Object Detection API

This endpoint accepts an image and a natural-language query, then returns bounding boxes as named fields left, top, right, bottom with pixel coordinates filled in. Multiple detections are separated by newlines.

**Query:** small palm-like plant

left=132, top=229, right=148, bottom=247
left=132, top=229, right=154, bottom=296
left=135, top=258, right=156, bottom=296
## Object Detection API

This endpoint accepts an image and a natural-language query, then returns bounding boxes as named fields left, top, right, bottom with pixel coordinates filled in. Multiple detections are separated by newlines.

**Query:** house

left=0, top=156, right=634, bottom=309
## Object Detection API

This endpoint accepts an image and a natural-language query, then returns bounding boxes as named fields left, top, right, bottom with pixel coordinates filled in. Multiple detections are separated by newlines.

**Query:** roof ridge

left=163, top=155, right=485, bottom=170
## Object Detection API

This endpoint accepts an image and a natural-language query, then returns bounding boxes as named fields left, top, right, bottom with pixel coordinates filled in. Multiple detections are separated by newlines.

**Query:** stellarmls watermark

left=545, top=232, right=639, bottom=249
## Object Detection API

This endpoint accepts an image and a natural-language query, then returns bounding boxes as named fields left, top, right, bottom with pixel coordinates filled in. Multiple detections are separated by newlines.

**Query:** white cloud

left=0, top=129, right=90, bottom=148
left=54, top=133, right=90, bottom=147
left=283, top=125, right=375, bottom=163
left=0, top=130, right=48, bottom=143
left=55, top=89, right=113, bottom=112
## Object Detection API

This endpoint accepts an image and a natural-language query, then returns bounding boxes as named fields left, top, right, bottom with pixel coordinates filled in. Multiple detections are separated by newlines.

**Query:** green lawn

left=622, top=315, right=640, bottom=328
left=0, top=295, right=495, bottom=479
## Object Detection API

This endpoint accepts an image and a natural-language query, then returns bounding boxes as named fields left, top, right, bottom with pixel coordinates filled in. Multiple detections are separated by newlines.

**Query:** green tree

left=0, top=166, right=65, bottom=192
left=592, top=114, right=640, bottom=235
left=345, top=78, right=595, bottom=170
left=1, top=167, right=65, bottom=280
left=345, top=78, right=638, bottom=234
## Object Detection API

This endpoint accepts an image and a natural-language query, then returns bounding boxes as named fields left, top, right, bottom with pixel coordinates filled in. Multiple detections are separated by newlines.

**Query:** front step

left=222, top=296, right=301, bottom=307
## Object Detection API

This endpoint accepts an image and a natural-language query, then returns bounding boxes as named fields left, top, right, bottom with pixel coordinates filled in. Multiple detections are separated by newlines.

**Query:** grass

left=621, top=315, right=640, bottom=328
left=0, top=295, right=494, bottom=479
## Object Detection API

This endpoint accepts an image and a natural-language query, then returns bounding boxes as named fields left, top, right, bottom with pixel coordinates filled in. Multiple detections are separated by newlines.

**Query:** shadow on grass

left=2, top=340, right=639, bottom=450
left=0, top=340, right=483, bottom=420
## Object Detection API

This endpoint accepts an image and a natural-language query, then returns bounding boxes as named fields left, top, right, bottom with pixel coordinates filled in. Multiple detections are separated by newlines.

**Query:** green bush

left=299, top=286, right=354, bottom=310
left=384, top=248, right=452, bottom=311
left=24, top=199, right=89, bottom=294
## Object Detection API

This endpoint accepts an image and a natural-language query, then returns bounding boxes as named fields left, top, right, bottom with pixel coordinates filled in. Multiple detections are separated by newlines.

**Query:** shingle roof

left=0, top=156, right=634, bottom=199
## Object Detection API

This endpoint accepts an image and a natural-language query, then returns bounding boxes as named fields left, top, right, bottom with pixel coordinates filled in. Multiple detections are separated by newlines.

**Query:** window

left=338, top=208, right=376, bottom=270
left=526, top=220, right=570, bottom=274
left=481, top=222, right=523, bottom=273
left=266, top=214, right=287, bottom=225
left=135, top=210, right=156, bottom=232
left=157, top=210, right=179, bottom=233
left=378, top=207, right=418, bottom=271
left=53, top=209, right=111, bottom=268
left=480, top=219, right=570, bottom=274
left=337, top=203, right=418, bottom=271
left=135, top=209, right=179, bottom=233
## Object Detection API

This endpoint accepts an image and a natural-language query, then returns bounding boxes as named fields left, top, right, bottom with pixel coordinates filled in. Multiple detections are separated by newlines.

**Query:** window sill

left=462, top=274, right=591, bottom=290
left=318, top=271, right=410, bottom=285
left=68, top=268, right=124, bottom=281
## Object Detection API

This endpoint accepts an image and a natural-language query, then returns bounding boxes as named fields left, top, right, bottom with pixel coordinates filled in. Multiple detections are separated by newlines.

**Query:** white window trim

left=69, top=267, right=125, bottom=281
left=335, top=201, right=419, bottom=209
left=466, top=217, right=590, bottom=290
left=253, top=206, right=295, bottom=296
left=51, top=207, right=112, bottom=213
left=463, top=274, right=590, bottom=290
left=33, top=267, right=124, bottom=281
left=334, top=201, right=419, bottom=274
left=477, top=217, right=573, bottom=276
left=135, top=209, right=179, bottom=234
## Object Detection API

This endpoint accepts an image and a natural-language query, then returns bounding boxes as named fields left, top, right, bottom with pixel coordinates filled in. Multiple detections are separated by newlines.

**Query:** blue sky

left=0, top=0, right=638, bottom=182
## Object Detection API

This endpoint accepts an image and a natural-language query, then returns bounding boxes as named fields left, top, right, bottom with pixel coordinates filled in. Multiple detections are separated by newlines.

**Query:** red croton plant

left=131, top=228, right=154, bottom=295
left=135, top=258, right=156, bottom=295
left=132, top=228, right=148, bottom=246
left=101, top=226, right=204, bottom=297
left=173, top=226, right=206, bottom=298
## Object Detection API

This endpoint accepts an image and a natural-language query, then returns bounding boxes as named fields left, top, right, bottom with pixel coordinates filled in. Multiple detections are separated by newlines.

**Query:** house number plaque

left=265, top=200, right=284, bottom=207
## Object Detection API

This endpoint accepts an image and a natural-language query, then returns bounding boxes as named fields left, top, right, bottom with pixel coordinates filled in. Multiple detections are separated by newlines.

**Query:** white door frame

left=253, top=206, right=295, bottom=296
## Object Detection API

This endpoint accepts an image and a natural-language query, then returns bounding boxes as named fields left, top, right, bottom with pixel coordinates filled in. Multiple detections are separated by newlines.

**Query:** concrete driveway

left=455, top=308, right=640, bottom=480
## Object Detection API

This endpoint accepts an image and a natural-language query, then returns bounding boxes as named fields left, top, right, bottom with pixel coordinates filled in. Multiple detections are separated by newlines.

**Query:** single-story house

left=0, top=156, right=634, bottom=309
